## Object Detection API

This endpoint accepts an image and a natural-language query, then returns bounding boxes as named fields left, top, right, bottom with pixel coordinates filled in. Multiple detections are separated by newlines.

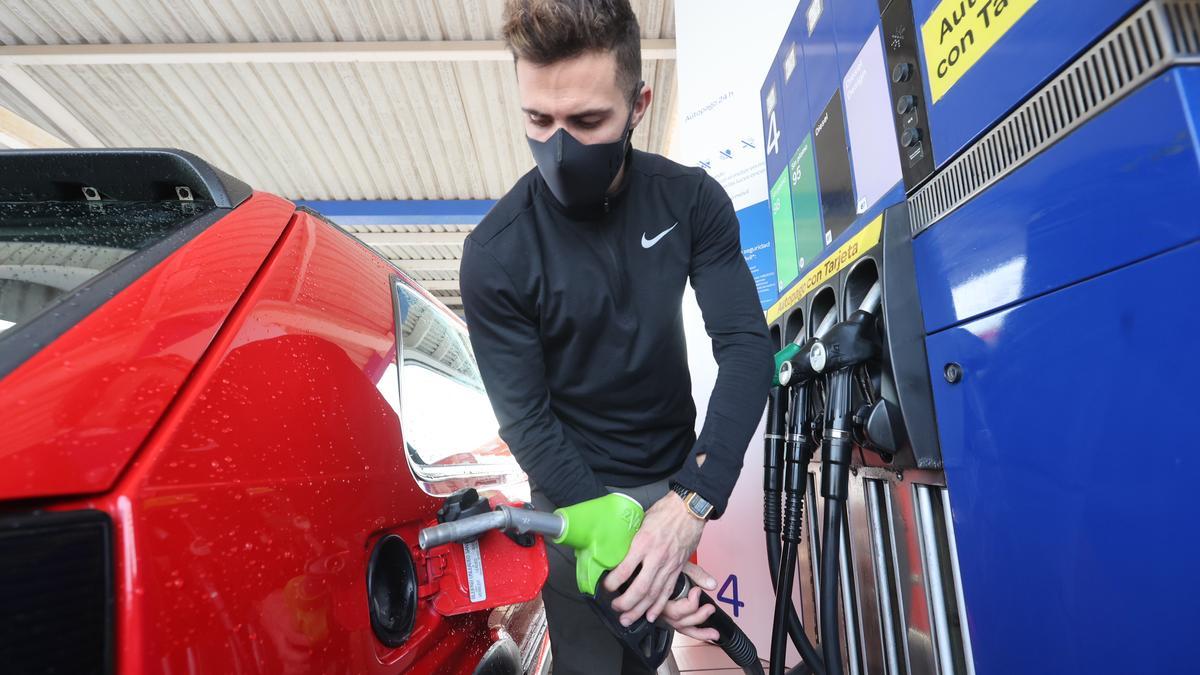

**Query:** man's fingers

left=682, top=562, right=718, bottom=591
left=671, top=601, right=716, bottom=628
left=620, top=560, right=673, bottom=625
left=678, top=625, right=721, bottom=642
left=641, top=562, right=680, bottom=623
left=611, top=554, right=659, bottom=615
left=619, top=574, right=662, bottom=626
left=662, top=587, right=704, bottom=622
left=604, top=542, right=644, bottom=593
left=662, top=588, right=702, bottom=621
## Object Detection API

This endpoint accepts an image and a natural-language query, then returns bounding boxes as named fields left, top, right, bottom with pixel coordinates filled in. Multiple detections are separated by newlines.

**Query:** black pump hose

left=819, top=367, right=855, bottom=675
left=819, top=500, right=845, bottom=675
left=695, top=580, right=808, bottom=675
left=771, top=541, right=806, bottom=674
left=767, top=385, right=824, bottom=675
left=673, top=576, right=765, bottom=675
left=764, top=527, right=822, bottom=674
left=702, top=591, right=765, bottom=675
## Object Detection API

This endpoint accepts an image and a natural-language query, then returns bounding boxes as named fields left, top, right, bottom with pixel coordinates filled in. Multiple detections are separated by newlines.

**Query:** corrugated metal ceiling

left=0, top=0, right=680, bottom=311
left=0, top=0, right=676, bottom=199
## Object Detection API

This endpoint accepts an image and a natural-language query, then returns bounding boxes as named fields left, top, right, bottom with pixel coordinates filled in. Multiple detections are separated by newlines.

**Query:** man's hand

left=662, top=563, right=720, bottom=641
left=604, top=492, right=713, bottom=626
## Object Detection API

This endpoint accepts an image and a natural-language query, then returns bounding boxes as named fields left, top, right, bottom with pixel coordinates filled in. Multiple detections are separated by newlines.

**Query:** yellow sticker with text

left=921, top=0, right=1038, bottom=103
left=765, top=215, right=882, bottom=325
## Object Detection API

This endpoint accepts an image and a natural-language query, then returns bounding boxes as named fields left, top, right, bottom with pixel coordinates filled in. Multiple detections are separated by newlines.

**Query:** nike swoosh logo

left=641, top=222, right=678, bottom=249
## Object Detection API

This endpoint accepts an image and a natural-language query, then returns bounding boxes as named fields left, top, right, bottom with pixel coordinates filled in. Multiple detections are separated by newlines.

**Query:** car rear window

left=0, top=200, right=214, bottom=336
left=0, top=200, right=213, bottom=336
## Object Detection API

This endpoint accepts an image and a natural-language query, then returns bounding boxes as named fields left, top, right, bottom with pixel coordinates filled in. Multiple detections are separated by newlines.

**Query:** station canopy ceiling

left=0, top=0, right=679, bottom=312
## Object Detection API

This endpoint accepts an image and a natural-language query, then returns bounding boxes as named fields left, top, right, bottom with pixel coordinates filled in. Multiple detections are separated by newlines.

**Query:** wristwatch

left=670, top=481, right=715, bottom=520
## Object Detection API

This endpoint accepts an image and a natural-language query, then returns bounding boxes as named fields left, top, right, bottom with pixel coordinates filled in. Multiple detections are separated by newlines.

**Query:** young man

left=460, top=1, right=773, bottom=672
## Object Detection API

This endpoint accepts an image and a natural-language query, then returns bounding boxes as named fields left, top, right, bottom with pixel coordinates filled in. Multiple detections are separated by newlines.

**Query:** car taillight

left=0, top=510, right=113, bottom=675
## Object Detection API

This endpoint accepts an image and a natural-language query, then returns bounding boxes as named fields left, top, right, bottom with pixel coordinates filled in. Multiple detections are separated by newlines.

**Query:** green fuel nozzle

left=553, top=492, right=645, bottom=595
left=418, top=491, right=764, bottom=673
left=773, top=343, right=801, bottom=387
left=417, top=492, right=647, bottom=597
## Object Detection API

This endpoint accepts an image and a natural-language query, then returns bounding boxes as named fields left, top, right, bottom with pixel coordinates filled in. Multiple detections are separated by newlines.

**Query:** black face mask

left=527, top=81, right=644, bottom=210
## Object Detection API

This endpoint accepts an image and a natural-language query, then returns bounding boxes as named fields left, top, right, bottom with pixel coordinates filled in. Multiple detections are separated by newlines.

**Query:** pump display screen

left=770, top=169, right=799, bottom=291
left=787, top=134, right=824, bottom=272
left=842, top=27, right=903, bottom=218
left=812, top=91, right=856, bottom=244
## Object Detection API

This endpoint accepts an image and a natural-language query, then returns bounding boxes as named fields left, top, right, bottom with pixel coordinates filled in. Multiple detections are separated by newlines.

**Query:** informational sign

left=737, top=201, right=778, bottom=307
left=677, top=2, right=803, bottom=310
left=922, top=0, right=1039, bottom=102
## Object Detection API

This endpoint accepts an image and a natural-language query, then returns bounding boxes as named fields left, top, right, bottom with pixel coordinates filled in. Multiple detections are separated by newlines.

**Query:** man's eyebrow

left=519, top=107, right=614, bottom=118
left=567, top=108, right=613, bottom=119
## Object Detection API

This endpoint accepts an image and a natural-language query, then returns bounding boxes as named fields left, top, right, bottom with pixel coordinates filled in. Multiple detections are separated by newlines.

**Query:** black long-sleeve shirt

left=460, top=149, right=773, bottom=517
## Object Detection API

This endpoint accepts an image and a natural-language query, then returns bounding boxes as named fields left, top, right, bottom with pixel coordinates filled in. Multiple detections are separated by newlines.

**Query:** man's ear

left=631, top=82, right=653, bottom=130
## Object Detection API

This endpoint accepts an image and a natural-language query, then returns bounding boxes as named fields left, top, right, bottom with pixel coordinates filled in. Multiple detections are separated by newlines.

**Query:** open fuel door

left=417, top=489, right=548, bottom=615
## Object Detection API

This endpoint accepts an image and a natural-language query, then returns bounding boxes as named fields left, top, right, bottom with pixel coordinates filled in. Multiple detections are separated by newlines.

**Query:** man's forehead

left=516, top=51, right=625, bottom=114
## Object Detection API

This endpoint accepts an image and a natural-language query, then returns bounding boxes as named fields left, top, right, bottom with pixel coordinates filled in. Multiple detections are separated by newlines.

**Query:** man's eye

left=529, top=114, right=551, bottom=126
left=576, top=120, right=601, bottom=130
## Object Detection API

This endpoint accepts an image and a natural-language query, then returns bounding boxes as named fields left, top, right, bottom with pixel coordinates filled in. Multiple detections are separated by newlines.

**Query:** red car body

left=0, top=150, right=548, bottom=674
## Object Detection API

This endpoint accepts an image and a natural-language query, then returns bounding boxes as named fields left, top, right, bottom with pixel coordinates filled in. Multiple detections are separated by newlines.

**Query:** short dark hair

left=502, top=0, right=642, bottom=93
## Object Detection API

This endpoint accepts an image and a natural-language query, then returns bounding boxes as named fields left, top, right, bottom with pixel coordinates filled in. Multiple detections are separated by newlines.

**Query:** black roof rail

left=0, top=148, right=253, bottom=209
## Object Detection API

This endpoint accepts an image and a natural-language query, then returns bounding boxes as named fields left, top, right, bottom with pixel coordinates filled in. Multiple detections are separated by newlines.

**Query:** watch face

left=687, top=494, right=714, bottom=518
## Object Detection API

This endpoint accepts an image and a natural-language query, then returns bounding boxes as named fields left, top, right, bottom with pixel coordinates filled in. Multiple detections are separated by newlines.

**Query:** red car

left=0, top=149, right=549, bottom=674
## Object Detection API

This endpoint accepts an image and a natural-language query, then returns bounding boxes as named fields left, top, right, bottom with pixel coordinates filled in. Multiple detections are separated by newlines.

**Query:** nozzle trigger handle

left=672, top=573, right=693, bottom=601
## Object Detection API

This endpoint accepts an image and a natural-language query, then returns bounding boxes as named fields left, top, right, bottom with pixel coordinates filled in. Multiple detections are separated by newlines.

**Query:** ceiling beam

left=0, top=39, right=677, bottom=66
left=297, top=199, right=493, bottom=226
left=394, top=259, right=461, bottom=272
left=0, top=103, right=69, bottom=148
left=0, top=65, right=102, bottom=147
left=406, top=280, right=459, bottom=291
left=437, top=295, right=463, bottom=307
left=358, top=232, right=468, bottom=246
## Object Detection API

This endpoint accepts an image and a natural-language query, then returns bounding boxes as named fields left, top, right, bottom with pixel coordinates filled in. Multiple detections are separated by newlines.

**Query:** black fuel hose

left=699, top=590, right=765, bottom=675
left=672, top=576, right=765, bottom=675
left=768, top=383, right=824, bottom=675
left=764, top=534, right=820, bottom=675
left=819, top=499, right=845, bottom=675
left=764, top=387, right=808, bottom=664
left=819, top=365, right=857, bottom=675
